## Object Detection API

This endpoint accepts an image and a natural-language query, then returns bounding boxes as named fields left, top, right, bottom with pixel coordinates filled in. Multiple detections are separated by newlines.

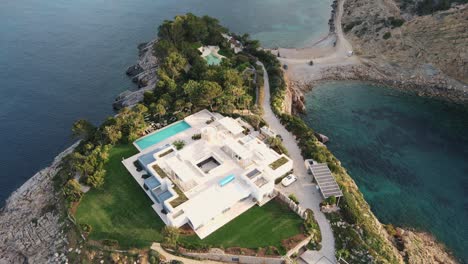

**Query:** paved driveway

left=258, top=61, right=336, bottom=263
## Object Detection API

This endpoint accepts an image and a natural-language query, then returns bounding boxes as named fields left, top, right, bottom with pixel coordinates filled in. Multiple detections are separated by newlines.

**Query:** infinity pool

left=135, top=121, right=191, bottom=150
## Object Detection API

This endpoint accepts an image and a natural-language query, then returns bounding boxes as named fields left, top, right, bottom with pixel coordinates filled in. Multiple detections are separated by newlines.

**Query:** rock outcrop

left=400, top=230, right=458, bottom=264
left=113, top=39, right=159, bottom=110
left=0, top=142, right=78, bottom=263
left=341, top=0, right=468, bottom=101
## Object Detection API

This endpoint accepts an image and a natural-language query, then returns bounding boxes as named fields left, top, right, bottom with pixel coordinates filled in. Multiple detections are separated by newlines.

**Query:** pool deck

left=133, top=110, right=217, bottom=152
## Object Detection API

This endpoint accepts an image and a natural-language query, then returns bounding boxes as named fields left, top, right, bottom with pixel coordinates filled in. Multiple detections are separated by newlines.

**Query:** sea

left=302, top=81, right=468, bottom=262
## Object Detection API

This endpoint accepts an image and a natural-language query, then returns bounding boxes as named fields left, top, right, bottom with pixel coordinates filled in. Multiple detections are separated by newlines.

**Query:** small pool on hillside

left=205, top=53, right=222, bottom=65
left=135, top=121, right=191, bottom=150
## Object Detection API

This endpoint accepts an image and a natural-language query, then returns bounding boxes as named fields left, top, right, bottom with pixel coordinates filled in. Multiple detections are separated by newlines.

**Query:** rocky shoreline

left=287, top=61, right=467, bottom=114
left=0, top=142, right=79, bottom=263
left=113, top=39, right=159, bottom=110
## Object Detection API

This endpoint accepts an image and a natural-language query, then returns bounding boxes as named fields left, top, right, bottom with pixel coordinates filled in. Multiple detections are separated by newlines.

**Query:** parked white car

left=281, top=174, right=297, bottom=187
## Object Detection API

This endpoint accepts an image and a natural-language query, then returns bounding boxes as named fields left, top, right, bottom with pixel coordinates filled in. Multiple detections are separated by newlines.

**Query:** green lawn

left=75, top=144, right=303, bottom=250
left=179, top=200, right=304, bottom=250
left=75, top=144, right=165, bottom=248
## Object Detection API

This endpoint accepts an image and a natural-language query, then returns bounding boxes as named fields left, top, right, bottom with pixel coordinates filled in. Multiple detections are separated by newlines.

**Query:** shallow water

left=302, top=81, right=468, bottom=262
left=0, top=0, right=332, bottom=205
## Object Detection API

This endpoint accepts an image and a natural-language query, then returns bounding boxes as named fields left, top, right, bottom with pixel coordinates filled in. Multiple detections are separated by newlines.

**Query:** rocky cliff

left=0, top=142, right=78, bottom=263
left=399, top=229, right=458, bottom=264
left=113, top=39, right=159, bottom=109
left=341, top=0, right=468, bottom=101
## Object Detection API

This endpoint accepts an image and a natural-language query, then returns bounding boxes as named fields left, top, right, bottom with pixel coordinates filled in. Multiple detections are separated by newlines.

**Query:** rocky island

left=1, top=4, right=465, bottom=263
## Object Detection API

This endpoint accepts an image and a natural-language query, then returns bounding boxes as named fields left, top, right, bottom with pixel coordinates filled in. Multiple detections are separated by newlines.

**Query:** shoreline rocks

left=113, top=39, right=159, bottom=110
left=0, top=142, right=79, bottom=263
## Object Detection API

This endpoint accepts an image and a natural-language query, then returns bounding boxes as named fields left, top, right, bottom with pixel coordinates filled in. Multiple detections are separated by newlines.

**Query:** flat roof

left=224, top=138, right=251, bottom=159
left=217, top=117, right=244, bottom=135
left=165, top=156, right=200, bottom=183
left=182, top=178, right=250, bottom=229
left=310, top=163, right=343, bottom=198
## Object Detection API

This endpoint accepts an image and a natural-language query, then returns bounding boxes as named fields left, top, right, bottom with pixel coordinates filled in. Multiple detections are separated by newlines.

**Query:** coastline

left=275, top=0, right=463, bottom=262
left=0, top=142, right=79, bottom=263
left=0, top=2, right=463, bottom=262
left=278, top=0, right=467, bottom=113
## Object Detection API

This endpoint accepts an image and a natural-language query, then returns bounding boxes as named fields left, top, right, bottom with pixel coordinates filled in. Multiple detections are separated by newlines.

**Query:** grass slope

left=75, top=144, right=165, bottom=248
left=75, top=144, right=303, bottom=250
left=179, top=200, right=303, bottom=250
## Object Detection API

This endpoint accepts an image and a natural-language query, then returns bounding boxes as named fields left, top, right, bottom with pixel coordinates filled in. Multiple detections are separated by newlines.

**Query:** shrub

left=173, top=140, right=186, bottom=150
left=63, top=179, right=83, bottom=203
left=383, top=32, right=392, bottom=39
left=159, top=149, right=174, bottom=158
left=323, top=195, right=337, bottom=206
left=269, top=156, right=289, bottom=170
left=162, top=226, right=180, bottom=249
left=191, top=133, right=202, bottom=140
left=80, top=223, right=92, bottom=233
left=148, top=249, right=160, bottom=264
left=102, top=239, right=119, bottom=247
left=389, top=17, right=405, bottom=28
left=288, top=194, right=299, bottom=204
left=304, top=209, right=321, bottom=240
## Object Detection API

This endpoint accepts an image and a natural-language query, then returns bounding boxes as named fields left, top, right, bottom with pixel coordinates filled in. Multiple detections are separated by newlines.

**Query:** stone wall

left=274, top=190, right=308, bottom=220
left=183, top=251, right=286, bottom=264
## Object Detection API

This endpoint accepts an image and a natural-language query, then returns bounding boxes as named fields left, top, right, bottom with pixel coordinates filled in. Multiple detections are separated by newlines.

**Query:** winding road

left=256, top=1, right=360, bottom=263
left=258, top=61, right=336, bottom=264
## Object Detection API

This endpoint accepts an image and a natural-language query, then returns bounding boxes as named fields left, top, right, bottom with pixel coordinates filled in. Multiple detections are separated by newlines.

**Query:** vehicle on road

left=281, top=174, right=297, bottom=187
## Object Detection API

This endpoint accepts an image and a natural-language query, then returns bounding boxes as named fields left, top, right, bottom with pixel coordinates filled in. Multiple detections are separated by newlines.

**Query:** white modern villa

left=122, top=110, right=293, bottom=238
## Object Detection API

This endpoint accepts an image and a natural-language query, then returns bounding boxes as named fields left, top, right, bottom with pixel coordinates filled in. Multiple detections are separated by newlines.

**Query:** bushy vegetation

left=388, top=17, right=405, bottom=28
left=173, top=140, right=186, bottom=150
left=144, top=13, right=258, bottom=119
left=269, top=156, right=289, bottom=170
left=191, top=133, right=201, bottom=140
left=266, top=136, right=288, bottom=155
left=383, top=32, right=392, bottom=40
left=63, top=179, right=83, bottom=203
left=288, top=194, right=299, bottom=204
left=304, top=209, right=321, bottom=250
left=162, top=226, right=180, bottom=249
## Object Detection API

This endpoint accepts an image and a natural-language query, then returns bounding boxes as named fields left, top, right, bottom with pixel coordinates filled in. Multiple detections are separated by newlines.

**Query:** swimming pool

left=135, top=121, right=191, bottom=150
left=205, top=53, right=222, bottom=65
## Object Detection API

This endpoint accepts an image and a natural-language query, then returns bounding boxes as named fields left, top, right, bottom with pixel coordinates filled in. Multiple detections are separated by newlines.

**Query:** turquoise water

left=205, top=53, right=222, bottom=66
left=0, top=0, right=332, bottom=206
left=302, top=82, right=468, bottom=262
left=135, top=121, right=191, bottom=150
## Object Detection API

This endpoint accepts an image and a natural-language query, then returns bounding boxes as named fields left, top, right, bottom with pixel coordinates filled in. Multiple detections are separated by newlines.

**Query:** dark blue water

left=302, top=81, right=468, bottom=262
left=0, top=0, right=331, bottom=206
